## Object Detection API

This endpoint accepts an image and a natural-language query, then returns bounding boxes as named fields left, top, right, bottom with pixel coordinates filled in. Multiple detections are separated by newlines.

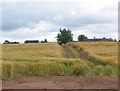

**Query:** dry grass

left=67, top=42, right=118, bottom=65
left=2, top=43, right=63, bottom=60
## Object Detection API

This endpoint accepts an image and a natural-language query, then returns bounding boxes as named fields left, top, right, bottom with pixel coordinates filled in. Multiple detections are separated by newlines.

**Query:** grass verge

left=2, top=58, right=118, bottom=82
left=62, top=49, right=67, bottom=58
left=69, top=47, right=80, bottom=59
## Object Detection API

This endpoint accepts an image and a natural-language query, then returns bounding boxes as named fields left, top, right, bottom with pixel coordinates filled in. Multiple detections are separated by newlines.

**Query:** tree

left=44, top=39, right=48, bottom=43
left=3, top=40, right=9, bottom=44
left=78, top=34, right=87, bottom=41
left=56, top=28, right=73, bottom=45
left=109, top=38, right=113, bottom=41
left=41, top=39, right=48, bottom=43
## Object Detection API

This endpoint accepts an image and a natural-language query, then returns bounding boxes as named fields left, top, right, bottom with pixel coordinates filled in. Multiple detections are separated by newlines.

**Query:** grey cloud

left=1, top=1, right=118, bottom=43
left=2, top=2, right=116, bottom=31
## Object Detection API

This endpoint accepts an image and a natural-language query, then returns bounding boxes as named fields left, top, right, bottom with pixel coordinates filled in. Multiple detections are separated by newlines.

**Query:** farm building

left=24, top=40, right=39, bottom=43
left=83, top=37, right=113, bottom=42
left=3, top=40, right=19, bottom=44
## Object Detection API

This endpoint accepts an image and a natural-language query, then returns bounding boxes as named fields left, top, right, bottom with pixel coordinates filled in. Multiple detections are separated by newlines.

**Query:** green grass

left=72, top=63, right=91, bottom=76
left=2, top=57, right=118, bottom=82
left=69, top=47, right=80, bottom=59
left=62, top=49, right=67, bottom=58
left=2, top=58, right=84, bottom=82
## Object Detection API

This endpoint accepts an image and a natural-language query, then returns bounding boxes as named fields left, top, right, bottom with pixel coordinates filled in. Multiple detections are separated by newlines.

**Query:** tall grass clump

left=103, top=65, right=113, bottom=76
left=69, top=47, right=80, bottom=59
left=2, top=63, right=14, bottom=81
left=93, top=65, right=104, bottom=76
left=112, top=66, right=118, bottom=75
left=86, top=61, right=95, bottom=69
left=72, top=63, right=91, bottom=76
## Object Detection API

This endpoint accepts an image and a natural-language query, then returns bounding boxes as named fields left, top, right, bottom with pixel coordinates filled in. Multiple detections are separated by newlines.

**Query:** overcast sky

left=0, top=0, right=119, bottom=43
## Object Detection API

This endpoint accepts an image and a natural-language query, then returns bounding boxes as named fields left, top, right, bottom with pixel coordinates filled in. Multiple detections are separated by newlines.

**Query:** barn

left=24, top=40, right=39, bottom=43
left=83, top=37, right=113, bottom=42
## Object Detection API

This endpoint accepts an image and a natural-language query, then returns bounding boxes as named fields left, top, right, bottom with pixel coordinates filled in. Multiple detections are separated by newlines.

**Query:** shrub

left=86, top=61, right=95, bottom=69
left=103, top=65, right=113, bottom=76
left=112, top=67, right=118, bottom=75
left=72, top=63, right=90, bottom=76
left=94, top=65, right=104, bottom=76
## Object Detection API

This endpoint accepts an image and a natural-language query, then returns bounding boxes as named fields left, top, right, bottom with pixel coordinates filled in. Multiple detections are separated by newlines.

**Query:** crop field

left=2, top=42, right=118, bottom=83
left=67, top=42, right=118, bottom=66
left=2, top=43, right=63, bottom=61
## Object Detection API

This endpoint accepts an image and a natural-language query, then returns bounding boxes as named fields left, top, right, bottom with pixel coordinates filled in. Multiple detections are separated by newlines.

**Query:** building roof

left=83, top=37, right=112, bottom=42
left=84, top=39, right=101, bottom=42
left=24, top=40, right=39, bottom=43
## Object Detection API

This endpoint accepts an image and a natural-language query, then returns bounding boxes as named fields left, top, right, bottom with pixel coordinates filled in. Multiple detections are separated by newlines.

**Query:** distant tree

left=44, top=39, right=48, bottom=43
left=3, top=40, right=9, bottom=44
left=109, top=38, right=113, bottom=41
left=56, top=28, right=73, bottom=45
left=78, top=34, right=87, bottom=41
left=114, top=39, right=117, bottom=41
left=41, top=39, right=48, bottom=43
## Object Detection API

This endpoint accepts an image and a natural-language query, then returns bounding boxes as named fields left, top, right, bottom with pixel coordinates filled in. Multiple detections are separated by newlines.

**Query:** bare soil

left=2, top=76, right=118, bottom=89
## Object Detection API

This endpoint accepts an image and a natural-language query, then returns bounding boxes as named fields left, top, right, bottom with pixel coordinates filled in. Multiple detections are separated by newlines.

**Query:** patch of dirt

left=2, top=76, right=118, bottom=89
left=62, top=45, right=75, bottom=58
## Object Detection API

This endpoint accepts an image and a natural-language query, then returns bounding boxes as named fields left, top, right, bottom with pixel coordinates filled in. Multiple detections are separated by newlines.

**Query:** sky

left=0, top=0, right=119, bottom=43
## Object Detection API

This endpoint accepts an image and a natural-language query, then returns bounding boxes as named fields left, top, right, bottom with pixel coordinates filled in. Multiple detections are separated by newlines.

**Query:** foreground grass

left=2, top=58, right=118, bottom=82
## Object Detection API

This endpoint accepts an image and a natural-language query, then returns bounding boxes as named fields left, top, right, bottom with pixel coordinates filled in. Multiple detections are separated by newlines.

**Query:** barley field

left=2, top=42, right=118, bottom=82
left=2, top=43, right=63, bottom=61
left=67, top=42, right=118, bottom=66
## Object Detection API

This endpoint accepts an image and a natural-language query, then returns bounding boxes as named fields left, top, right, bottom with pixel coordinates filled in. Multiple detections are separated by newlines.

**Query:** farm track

left=62, top=45, right=90, bottom=61
left=61, top=45, right=75, bottom=58
left=69, top=45, right=90, bottom=61
left=3, top=76, right=118, bottom=89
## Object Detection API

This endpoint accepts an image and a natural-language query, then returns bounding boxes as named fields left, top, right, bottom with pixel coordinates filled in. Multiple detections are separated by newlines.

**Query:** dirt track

left=61, top=45, right=75, bottom=58
left=69, top=45, right=90, bottom=61
left=3, top=76, right=118, bottom=89
left=62, top=45, right=90, bottom=61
